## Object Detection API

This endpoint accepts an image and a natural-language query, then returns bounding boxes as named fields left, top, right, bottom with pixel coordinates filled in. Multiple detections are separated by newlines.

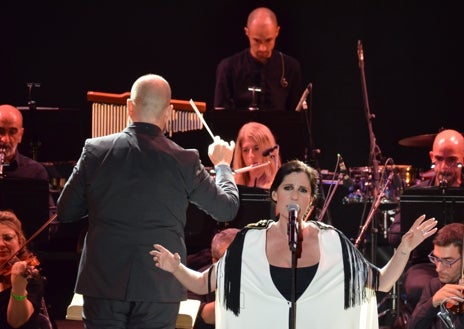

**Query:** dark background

left=1, top=1, right=462, bottom=171
left=2, top=1, right=462, bottom=322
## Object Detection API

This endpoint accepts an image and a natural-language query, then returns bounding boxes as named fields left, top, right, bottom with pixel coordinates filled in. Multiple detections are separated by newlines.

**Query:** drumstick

left=189, top=99, right=215, bottom=141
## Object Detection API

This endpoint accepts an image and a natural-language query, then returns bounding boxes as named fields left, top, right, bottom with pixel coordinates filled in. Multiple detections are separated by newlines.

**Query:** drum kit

left=344, top=164, right=416, bottom=207
left=336, top=132, right=438, bottom=207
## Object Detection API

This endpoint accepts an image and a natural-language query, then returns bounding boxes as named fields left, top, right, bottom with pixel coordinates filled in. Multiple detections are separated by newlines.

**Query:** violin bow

left=0, top=213, right=58, bottom=270
left=461, top=232, right=464, bottom=284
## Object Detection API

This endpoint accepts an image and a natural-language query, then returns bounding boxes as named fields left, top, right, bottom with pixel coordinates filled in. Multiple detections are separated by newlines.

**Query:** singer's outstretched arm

left=376, top=215, right=437, bottom=292
left=151, top=215, right=437, bottom=295
left=150, top=244, right=214, bottom=295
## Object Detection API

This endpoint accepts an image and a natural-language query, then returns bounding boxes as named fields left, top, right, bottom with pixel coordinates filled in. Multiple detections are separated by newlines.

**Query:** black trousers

left=83, top=296, right=180, bottom=329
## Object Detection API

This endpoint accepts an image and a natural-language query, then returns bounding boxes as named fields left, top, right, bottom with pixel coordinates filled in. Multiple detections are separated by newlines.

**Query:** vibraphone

left=87, top=91, right=206, bottom=137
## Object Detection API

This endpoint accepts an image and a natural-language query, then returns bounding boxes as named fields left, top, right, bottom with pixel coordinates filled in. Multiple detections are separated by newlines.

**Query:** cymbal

left=398, top=133, right=437, bottom=147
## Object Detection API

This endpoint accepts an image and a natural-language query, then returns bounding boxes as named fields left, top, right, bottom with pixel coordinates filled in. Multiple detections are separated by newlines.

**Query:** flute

left=234, top=161, right=271, bottom=174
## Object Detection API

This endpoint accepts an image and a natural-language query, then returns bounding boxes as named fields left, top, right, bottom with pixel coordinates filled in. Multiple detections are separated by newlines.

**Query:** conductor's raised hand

left=208, top=136, right=235, bottom=167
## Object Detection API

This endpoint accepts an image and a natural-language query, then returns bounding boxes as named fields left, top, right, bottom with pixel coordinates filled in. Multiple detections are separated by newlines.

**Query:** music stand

left=400, top=186, right=464, bottom=255
left=225, top=185, right=274, bottom=229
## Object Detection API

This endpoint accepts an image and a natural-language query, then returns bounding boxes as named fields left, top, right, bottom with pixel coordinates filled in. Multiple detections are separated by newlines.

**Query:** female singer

left=0, top=210, right=47, bottom=328
left=151, top=160, right=438, bottom=328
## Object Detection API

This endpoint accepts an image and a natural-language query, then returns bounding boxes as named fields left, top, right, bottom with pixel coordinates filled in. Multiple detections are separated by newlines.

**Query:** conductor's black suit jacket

left=57, top=122, right=239, bottom=302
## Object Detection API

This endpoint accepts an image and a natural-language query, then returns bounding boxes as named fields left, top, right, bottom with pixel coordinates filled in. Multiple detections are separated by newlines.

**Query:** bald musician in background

left=0, top=104, right=49, bottom=181
left=0, top=104, right=55, bottom=220
left=214, top=7, right=303, bottom=111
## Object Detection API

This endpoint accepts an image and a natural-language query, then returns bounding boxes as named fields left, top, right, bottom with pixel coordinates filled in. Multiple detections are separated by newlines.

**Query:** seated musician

left=185, top=122, right=279, bottom=295
left=387, top=129, right=464, bottom=324
left=213, top=7, right=303, bottom=111
left=0, top=104, right=55, bottom=214
left=0, top=210, right=51, bottom=328
left=232, top=121, right=281, bottom=190
left=407, top=222, right=464, bottom=329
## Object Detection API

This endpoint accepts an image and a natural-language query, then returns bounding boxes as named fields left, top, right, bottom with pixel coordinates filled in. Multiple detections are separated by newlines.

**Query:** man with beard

left=0, top=104, right=49, bottom=181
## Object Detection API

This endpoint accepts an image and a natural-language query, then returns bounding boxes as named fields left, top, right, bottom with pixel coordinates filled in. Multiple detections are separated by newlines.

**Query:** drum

left=345, top=164, right=416, bottom=205
left=378, top=164, right=417, bottom=188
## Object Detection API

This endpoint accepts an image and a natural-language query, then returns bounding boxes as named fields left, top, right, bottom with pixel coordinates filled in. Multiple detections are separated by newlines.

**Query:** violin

left=0, top=214, right=57, bottom=282
left=447, top=301, right=464, bottom=315
left=0, top=254, right=40, bottom=282
left=445, top=277, right=464, bottom=315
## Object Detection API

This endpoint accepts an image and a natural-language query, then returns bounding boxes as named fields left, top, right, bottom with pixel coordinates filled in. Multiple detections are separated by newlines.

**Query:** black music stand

left=400, top=186, right=464, bottom=255
left=224, top=185, right=274, bottom=229
left=185, top=185, right=274, bottom=254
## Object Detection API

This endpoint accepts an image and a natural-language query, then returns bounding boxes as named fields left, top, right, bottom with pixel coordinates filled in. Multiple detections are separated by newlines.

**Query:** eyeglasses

left=0, top=234, right=16, bottom=241
left=428, top=251, right=461, bottom=268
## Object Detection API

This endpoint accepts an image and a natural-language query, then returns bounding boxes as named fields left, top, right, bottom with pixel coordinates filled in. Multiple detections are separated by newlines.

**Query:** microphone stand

left=355, top=172, right=393, bottom=250
left=300, top=83, right=317, bottom=169
left=288, top=219, right=298, bottom=329
left=247, top=86, right=261, bottom=111
left=300, top=83, right=330, bottom=223
left=289, top=246, right=297, bottom=329
left=356, top=40, right=384, bottom=263
left=318, top=166, right=343, bottom=223
left=26, top=82, right=42, bottom=161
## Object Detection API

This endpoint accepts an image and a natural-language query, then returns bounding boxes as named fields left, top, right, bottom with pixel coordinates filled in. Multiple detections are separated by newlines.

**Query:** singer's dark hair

left=270, top=160, right=319, bottom=202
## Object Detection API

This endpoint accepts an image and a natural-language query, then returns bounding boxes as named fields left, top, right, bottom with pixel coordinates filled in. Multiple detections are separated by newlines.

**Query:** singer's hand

left=399, top=215, right=437, bottom=253
left=150, top=244, right=181, bottom=274
left=208, top=136, right=235, bottom=167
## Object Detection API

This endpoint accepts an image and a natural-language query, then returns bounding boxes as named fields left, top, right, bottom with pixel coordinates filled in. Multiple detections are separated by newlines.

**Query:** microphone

left=391, top=168, right=404, bottom=190
left=294, top=83, right=312, bottom=112
left=0, top=148, right=5, bottom=176
left=357, top=40, right=364, bottom=68
left=287, top=204, right=300, bottom=252
left=337, top=154, right=353, bottom=188
left=262, top=145, right=279, bottom=157
left=338, top=153, right=348, bottom=174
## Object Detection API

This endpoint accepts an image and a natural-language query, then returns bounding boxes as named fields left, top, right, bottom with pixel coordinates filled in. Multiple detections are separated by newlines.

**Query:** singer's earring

left=430, top=162, right=436, bottom=169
